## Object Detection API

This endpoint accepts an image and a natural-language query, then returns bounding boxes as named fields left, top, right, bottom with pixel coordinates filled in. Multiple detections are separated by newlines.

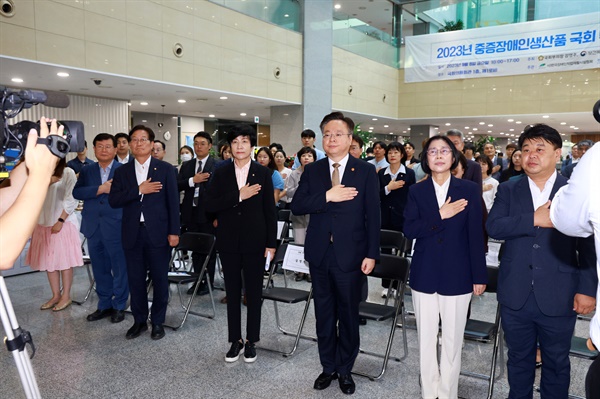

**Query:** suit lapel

left=549, top=174, right=567, bottom=200
left=341, top=156, right=358, bottom=186
left=516, top=174, right=534, bottom=213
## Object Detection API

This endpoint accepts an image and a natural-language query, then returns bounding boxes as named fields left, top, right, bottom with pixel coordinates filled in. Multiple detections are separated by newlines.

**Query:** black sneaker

left=225, top=340, right=244, bottom=363
left=244, top=341, right=257, bottom=363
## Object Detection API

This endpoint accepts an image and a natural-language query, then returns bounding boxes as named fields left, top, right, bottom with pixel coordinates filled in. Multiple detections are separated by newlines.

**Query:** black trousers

left=586, top=356, right=600, bottom=399
left=219, top=251, right=265, bottom=343
left=183, top=209, right=216, bottom=286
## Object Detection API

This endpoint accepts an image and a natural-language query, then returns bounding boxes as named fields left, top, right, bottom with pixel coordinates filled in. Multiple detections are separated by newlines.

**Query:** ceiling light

left=372, top=118, right=378, bottom=121
left=574, top=127, right=579, bottom=130
left=407, top=128, right=411, bottom=131
left=560, top=122, right=567, bottom=125
left=445, top=123, right=451, bottom=126
left=284, top=14, right=289, bottom=17
left=389, top=132, right=393, bottom=135
left=509, top=128, right=514, bottom=131
left=384, top=125, right=389, bottom=128
left=515, top=121, right=522, bottom=124
left=57, top=72, right=69, bottom=77
left=479, top=122, right=485, bottom=125
left=140, top=102, right=148, bottom=105
left=508, top=119, right=514, bottom=122
left=334, top=4, right=341, bottom=9
left=542, top=115, right=549, bottom=118
left=487, top=130, right=492, bottom=133
left=209, top=114, right=215, bottom=118
left=500, top=132, right=505, bottom=135
left=569, top=125, right=575, bottom=128
left=464, top=126, right=470, bottom=129
left=142, top=120, right=147, bottom=123
left=472, top=128, right=478, bottom=131
left=219, top=96, right=228, bottom=100
left=240, top=113, right=247, bottom=116
left=127, top=102, right=132, bottom=106
left=11, top=78, right=23, bottom=83
left=178, top=99, right=186, bottom=103
left=561, top=133, right=566, bottom=136
left=510, top=134, right=515, bottom=136
left=488, top=124, right=493, bottom=127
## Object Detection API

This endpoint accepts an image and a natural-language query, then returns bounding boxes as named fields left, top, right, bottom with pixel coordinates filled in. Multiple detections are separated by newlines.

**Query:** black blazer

left=178, top=156, right=216, bottom=225
left=378, top=167, right=416, bottom=232
left=204, top=161, right=277, bottom=254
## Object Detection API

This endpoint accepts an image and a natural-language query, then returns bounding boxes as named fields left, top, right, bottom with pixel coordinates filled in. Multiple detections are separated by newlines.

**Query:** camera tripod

left=0, top=274, right=41, bottom=398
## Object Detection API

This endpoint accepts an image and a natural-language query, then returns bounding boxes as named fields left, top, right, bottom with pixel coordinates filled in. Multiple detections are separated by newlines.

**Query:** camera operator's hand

left=25, top=117, right=64, bottom=181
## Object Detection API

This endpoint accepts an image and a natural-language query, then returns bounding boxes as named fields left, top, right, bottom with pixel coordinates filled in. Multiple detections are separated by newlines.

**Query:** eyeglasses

left=323, top=133, right=350, bottom=141
left=131, top=138, right=150, bottom=144
left=95, top=145, right=114, bottom=150
left=426, top=147, right=452, bottom=157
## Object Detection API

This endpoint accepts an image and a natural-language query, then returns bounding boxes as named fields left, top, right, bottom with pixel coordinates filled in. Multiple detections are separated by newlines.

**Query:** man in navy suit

left=446, top=129, right=482, bottom=188
left=487, top=124, right=597, bottom=399
left=74, top=133, right=129, bottom=323
left=291, top=112, right=380, bottom=395
left=178, top=131, right=216, bottom=293
left=109, top=125, right=180, bottom=341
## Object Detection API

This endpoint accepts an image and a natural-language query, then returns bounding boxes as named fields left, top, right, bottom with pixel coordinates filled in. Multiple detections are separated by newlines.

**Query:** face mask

left=180, top=153, right=192, bottom=162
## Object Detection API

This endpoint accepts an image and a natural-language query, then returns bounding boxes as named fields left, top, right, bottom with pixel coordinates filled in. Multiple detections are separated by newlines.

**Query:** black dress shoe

left=125, top=322, right=148, bottom=339
left=338, top=374, right=355, bottom=395
left=86, top=308, right=113, bottom=322
left=187, top=282, right=210, bottom=296
left=359, top=318, right=367, bottom=326
left=314, top=372, right=338, bottom=390
left=111, top=309, right=125, bottom=323
left=151, top=324, right=165, bottom=340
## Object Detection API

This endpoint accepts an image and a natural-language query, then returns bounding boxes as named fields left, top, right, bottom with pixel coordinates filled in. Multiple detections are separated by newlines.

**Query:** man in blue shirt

left=292, top=129, right=325, bottom=169
left=67, top=140, right=94, bottom=174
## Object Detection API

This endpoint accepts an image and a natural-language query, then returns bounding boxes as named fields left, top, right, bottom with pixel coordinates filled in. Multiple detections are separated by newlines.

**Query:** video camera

left=1, top=86, right=85, bottom=175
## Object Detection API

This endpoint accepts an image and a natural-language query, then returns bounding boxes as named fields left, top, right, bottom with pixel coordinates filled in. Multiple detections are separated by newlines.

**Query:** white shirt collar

left=383, top=164, right=406, bottom=177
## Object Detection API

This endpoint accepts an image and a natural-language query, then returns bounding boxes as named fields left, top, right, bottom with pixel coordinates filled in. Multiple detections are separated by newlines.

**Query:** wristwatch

left=58, top=218, right=65, bottom=223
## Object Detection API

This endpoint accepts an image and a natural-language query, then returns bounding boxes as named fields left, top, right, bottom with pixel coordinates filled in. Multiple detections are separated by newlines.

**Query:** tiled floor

left=0, top=263, right=592, bottom=399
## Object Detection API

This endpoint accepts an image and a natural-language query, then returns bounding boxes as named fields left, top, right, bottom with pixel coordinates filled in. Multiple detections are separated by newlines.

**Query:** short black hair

left=463, top=142, right=475, bottom=152
left=404, top=141, right=415, bottom=149
left=93, top=133, right=116, bottom=147
left=351, top=134, right=364, bottom=148
left=115, top=132, right=130, bottom=142
left=372, top=141, right=387, bottom=151
left=454, top=152, right=468, bottom=175
left=319, top=112, right=355, bottom=133
left=227, top=124, right=256, bottom=147
left=194, top=131, right=212, bottom=144
left=154, top=140, right=166, bottom=151
left=475, top=155, right=493, bottom=176
left=84, top=140, right=88, bottom=148
left=296, top=146, right=317, bottom=162
left=518, top=124, right=562, bottom=150
left=300, top=129, right=316, bottom=139
left=256, top=146, right=276, bottom=170
left=269, top=142, right=283, bottom=151
left=129, top=125, right=155, bottom=141
left=420, top=135, right=460, bottom=174
left=506, top=143, right=518, bottom=150
left=274, top=148, right=287, bottom=158
left=385, top=141, right=407, bottom=164
left=366, top=147, right=374, bottom=154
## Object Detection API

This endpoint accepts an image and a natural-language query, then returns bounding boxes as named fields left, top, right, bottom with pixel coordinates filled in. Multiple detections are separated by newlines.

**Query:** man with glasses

left=291, top=112, right=380, bottom=395
left=74, top=133, right=129, bottom=324
left=109, top=125, right=180, bottom=341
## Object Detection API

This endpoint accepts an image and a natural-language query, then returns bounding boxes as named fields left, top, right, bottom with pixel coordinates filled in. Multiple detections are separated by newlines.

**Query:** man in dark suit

left=73, top=133, right=129, bottom=324
left=563, top=139, right=592, bottom=179
left=178, top=131, right=216, bottom=294
left=445, top=129, right=482, bottom=188
left=205, top=124, right=276, bottom=364
left=109, top=125, right=180, bottom=341
left=487, top=124, right=597, bottom=399
left=114, top=133, right=131, bottom=164
left=291, top=112, right=380, bottom=395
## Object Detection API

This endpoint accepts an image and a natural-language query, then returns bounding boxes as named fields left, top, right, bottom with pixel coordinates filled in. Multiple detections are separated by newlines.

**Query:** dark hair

left=445, top=129, right=464, bottom=141
left=274, top=149, right=287, bottom=158
left=269, top=142, right=283, bottom=151
left=179, top=145, right=193, bottom=155
left=319, top=112, right=355, bottom=133
left=577, top=139, right=594, bottom=149
left=227, top=124, right=256, bottom=146
left=300, top=129, right=316, bottom=139
left=506, top=143, right=518, bottom=151
left=366, top=146, right=374, bottom=154
left=351, top=134, right=364, bottom=148
left=296, top=146, right=317, bottom=162
left=454, top=152, right=468, bottom=175
left=54, top=157, right=67, bottom=179
left=385, top=141, right=407, bottom=164
left=93, top=133, right=116, bottom=147
left=404, top=141, right=415, bottom=150
left=219, top=143, right=231, bottom=158
left=84, top=140, right=88, bottom=148
left=420, top=135, right=460, bottom=174
left=115, top=132, right=130, bottom=142
left=463, top=142, right=475, bottom=152
left=256, top=147, right=276, bottom=170
left=518, top=124, right=562, bottom=150
left=194, top=131, right=212, bottom=144
left=129, top=125, right=155, bottom=142
left=508, top=148, right=522, bottom=170
left=153, top=140, right=166, bottom=151
left=475, top=155, right=493, bottom=176
left=372, top=141, right=387, bottom=151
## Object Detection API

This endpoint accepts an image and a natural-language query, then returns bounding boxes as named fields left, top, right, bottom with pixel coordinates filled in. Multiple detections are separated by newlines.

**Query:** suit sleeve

left=467, top=184, right=488, bottom=284
left=73, top=167, right=100, bottom=200
left=576, top=235, right=598, bottom=297
left=262, top=169, right=277, bottom=248
left=166, top=166, right=181, bottom=235
left=403, top=186, right=445, bottom=240
left=486, top=183, right=536, bottom=240
left=204, top=168, right=241, bottom=214
left=290, top=164, right=328, bottom=216
left=365, top=164, right=381, bottom=260
left=177, top=161, right=192, bottom=191
left=108, top=167, right=141, bottom=209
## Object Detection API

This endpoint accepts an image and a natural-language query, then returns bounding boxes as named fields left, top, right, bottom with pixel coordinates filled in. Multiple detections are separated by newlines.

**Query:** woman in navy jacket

left=403, top=135, right=487, bottom=399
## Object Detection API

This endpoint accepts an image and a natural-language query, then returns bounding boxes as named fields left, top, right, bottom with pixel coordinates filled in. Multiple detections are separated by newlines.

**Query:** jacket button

left=238, top=212, right=242, bottom=216
left=533, top=244, right=540, bottom=249
left=529, top=265, right=533, bottom=269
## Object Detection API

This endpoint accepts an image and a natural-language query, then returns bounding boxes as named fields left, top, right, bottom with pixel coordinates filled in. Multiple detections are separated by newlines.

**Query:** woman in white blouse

left=26, top=157, right=83, bottom=311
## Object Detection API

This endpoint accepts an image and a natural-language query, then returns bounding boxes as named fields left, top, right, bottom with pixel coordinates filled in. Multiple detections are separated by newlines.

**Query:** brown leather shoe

left=220, top=296, right=227, bottom=304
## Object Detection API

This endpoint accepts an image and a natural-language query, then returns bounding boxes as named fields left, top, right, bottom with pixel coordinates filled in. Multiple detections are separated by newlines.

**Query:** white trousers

left=412, top=290, right=472, bottom=399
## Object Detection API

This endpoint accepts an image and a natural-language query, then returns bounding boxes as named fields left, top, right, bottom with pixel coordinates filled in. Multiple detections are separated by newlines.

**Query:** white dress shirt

left=550, top=143, right=600, bottom=348
left=135, top=156, right=151, bottom=221
left=433, top=175, right=451, bottom=209
left=328, top=154, right=350, bottom=183
left=528, top=169, right=557, bottom=209
left=188, top=155, right=210, bottom=187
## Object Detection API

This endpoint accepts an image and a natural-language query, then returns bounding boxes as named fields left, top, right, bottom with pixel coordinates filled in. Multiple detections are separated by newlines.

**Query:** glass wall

left=209, top=0, right=301, bottom=32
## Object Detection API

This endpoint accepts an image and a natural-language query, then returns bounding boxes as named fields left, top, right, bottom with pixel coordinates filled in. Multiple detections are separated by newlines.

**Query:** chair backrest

left=484, top=266, right=500, bottom=293
left=278, top=209, right=292, bottom=222
left=369, top=254, right=410, bottom=283
left=380, top=229, right=405, bottom=253
left=177, top=232, right=215, bottom=257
